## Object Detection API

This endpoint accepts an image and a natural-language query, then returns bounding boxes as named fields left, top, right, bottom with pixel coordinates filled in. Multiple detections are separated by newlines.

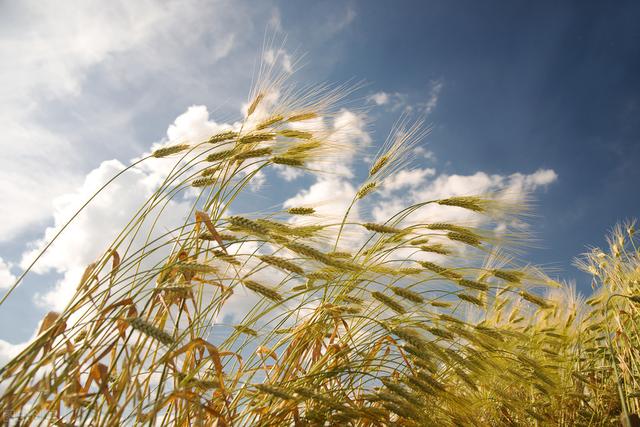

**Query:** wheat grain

left=430, top=301, right=453, bottom=308
left=372, top=291, right=406, bottom=314
left=398, top=267, right=423, bottom=275
left=419, top=244, right=452, bottom=255
left=227, top=216, right=270, bottom=235
left=520, top=291, right=550, bottom=308
left=200, top=165, right=221, bottom=177
left=152, top=144, right=190, bottom=158
left=238, top=132, right=276, bottom=144
left=206, top=148, right=236, bottom=162
left=447, top=231, right=482, bottom=247
left=391, top=286, right=424, bottom=303
left=256, top=115, right=284, bottom=130
left=243, top=280, right=282, bottom=302
left=208, top=130, right=238, bottom=144
left=278, top=129, right=313, bottom=139
left=410, top=237, right=430, bottom=245
left=426, top=327, right=454, bottom=340
left=356, top=182, right=377, bottom=199
left=419, top=261, right=462, bottom=280
left=287, top=112, right=318, bottom=122
left=128, top=318, right=174, bottom=345
left=246, top=93, right=263, bottom=117
left=287, top=207, right=315, bottom=215
left=259, top=255, right=304, bottom=275
left=364, top=222, right=403, bottom=234
left=177, top=262, right=217, bottom=274
left=271, top=156, right=304, bottom=167
left=255, top=384, right=296, bottom=400
left=457, top=293, right=484, bottom=307
left=493, top=269, right=525, bottom=283
left=212, top=249, right=241, bottom=265
left=191, top=177, right=217, bottom=188
left=369, top=155, right=389, bottom=176
left=234, top=325, right=258, bottom=336
left=436, top=196, right=485, bottom=212
left=457, top=279, right=489, bottom=292
left=234, top=147, right=273, bottom=160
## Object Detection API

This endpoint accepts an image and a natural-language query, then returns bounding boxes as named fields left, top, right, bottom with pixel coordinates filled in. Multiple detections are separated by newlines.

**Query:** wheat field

left=0, top=56, right=638, bottom=427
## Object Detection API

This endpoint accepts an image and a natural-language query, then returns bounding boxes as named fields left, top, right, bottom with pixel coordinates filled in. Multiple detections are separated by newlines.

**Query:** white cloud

left=268, top=8, right=283, bottom=32
left=324, top=4, right=357, bottom=35
left=367, top=91, right=409, bottom=112
left=510, top=169, right=558, bottom=189
left=17, top=99, right=291, bottom=311
left=166, top=105, right=267, bottom=192
left=373, top=168, right=558, bottom=227
left=0, top=258, right=16, bottom=290
left=211, top=33, right=236, bottom=61
left=367, top=81, right=442, bottom=115
left=414, top=146, right=436, bottom=162
left=14, top=85, right=558, bottom=313
left=0, top=339, right=27, bottom=368
left=381, top=168, right=436, bottom=195
left=273, top=164, right=304, bottom=181
left=18, top=158, right=193, bottom=310
left=419, top=79, right=444, bottom=116
left=166, top=105, right=235, bottom=144
left=369, top=92, right=390, bottom=106
left=283, top=108, right=370, bottom=208
left=326, top=109, right=370, bottom=177
left=284, top=178, right=357, bottom=221
left=264, top=49, right=294, bottom=74
left=18, top=104, right=237, bottom=310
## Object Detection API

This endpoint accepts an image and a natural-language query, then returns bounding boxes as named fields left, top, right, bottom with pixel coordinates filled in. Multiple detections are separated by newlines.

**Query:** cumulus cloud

left=0, top=339, right=27, bottom=368
left=508, top=169, right=558, bottom=190
left=273, top=164, right=305, bottom=182
left=166, top=105, right=235, bottom=144
left=283, top=108, right=370, bottom=222
left=0, top=258, right=16, bottom=290
left=285, top=178, right=357, bottom=220
left=381, top=168, right=436, bottom=195
left=18, top=104, right=238, bottom=310
left=373, top=168, right=558, bottom=226
left=328, top=109, right=371, bottom=175
left=18, top=158, right=193, bottom=310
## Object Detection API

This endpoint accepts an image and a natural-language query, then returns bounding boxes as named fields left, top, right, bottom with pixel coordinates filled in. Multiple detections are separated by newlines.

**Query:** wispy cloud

left=324, top=4, right=357, bottom=35
left=367, top=91, right=410, bottom=111
left=416, top=79, right=444, bottom=116
left=368, top=80, right=443, bottom=115
left=264, top=48, right=294, bottom=74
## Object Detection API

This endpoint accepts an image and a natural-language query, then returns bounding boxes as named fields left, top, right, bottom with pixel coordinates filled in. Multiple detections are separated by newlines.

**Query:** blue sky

left=0, top=0, right=638, bottom=356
